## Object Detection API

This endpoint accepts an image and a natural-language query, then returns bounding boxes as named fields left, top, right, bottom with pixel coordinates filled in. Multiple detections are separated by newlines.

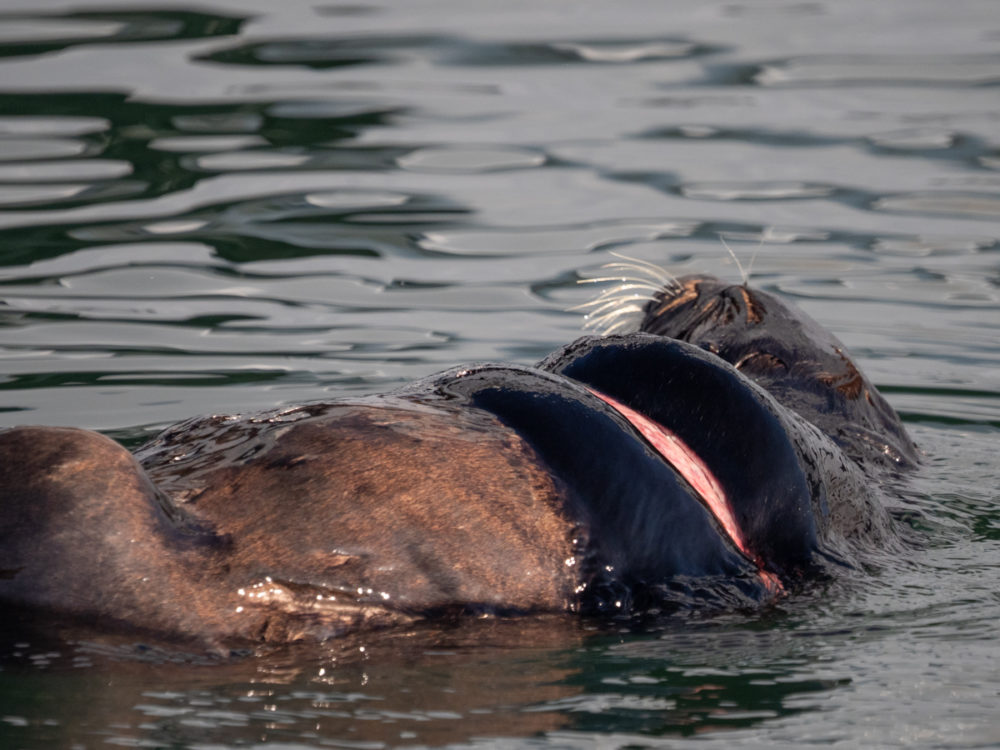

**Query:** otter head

left=637, top=274, right=917, bottom=469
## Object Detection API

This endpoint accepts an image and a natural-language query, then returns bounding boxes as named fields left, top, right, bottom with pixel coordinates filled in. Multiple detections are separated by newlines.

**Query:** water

left=0, top=0, right=998, bottom=747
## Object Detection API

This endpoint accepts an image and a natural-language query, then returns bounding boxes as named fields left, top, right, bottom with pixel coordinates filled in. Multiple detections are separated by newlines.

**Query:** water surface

left=0, top=0, right=998, bottom=747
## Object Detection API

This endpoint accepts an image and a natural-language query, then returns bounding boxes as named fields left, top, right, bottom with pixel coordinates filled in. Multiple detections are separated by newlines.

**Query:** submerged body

left=0, top=274, right=916, bottom=644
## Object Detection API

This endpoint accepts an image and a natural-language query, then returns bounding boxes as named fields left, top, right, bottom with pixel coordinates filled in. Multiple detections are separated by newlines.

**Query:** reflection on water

left=0, top=0, right=998, bottom=747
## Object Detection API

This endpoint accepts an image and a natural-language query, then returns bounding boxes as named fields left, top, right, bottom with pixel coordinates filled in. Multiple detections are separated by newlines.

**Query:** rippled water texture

left=0, top=0, right=998, bottom=747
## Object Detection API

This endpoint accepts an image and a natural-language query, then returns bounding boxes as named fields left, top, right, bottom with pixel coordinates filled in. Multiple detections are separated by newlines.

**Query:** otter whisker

left=583, top=303, right=646, bottom=332
left=607, top=252, right=681, bottom=289
left=720, top=235, right=764, bottom=288
left=577, top=298, right=646, bottom=321
left=571, top=290, right=656, bottom=320
left=576, top=288, right=654, bottom=310
left=602, top=314, right=646, bottom=335
left=569, top=282, right=663, bottom=312
left=584, top=305, right=643, bottom=323
left=577, top=275, right=664, bottom=288
left=584, top=262, right=678, bottom=292
left=572, top=253, right=683, bottom=335
left=584, top=299, right=647, bottom=319
left=579, top=254, right=679, bottom=289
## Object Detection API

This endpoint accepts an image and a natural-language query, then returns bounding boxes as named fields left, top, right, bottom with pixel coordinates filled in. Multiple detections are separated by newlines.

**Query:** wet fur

left=0, top=264, right=917, bottom=645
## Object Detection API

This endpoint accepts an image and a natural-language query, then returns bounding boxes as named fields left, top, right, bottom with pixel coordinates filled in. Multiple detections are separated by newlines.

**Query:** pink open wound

left=588, top=388, right=783, bottom=596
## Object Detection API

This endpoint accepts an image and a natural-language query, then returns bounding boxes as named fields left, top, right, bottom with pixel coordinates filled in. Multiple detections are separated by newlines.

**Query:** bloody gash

left=0, top=265, right=917, bottom=643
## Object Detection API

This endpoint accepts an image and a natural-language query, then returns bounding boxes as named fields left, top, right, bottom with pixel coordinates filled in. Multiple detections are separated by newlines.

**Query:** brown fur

left=1, top=401, right=579, bottom=644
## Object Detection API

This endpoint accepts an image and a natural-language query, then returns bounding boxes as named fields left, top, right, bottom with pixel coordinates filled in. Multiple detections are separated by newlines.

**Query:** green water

left=0, top=0, right=998, bottom=747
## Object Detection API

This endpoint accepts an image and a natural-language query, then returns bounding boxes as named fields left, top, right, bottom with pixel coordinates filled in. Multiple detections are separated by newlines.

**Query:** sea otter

left=0, top=263, right=917, bottom=644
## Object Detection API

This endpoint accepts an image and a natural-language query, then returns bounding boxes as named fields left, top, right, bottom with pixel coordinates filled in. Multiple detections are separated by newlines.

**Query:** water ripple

left=753, top=55, right=1000, bottom=87
left=872, top=192, right=1000, bottom=220
left=397, top=145, right=547, bottom=173
left=0, top=2, right=998, bottom=747
left=0, top=8, right=245, bottom=58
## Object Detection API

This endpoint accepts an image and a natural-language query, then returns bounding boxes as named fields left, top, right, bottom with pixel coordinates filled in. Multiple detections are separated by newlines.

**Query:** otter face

left=640, top=275, right=853, bottom=389
left=636, top=275, right=918, bottom=469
